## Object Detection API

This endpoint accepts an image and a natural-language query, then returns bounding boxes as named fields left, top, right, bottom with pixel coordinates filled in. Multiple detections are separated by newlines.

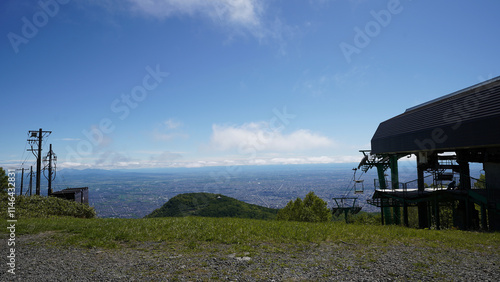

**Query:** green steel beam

left=393, top=206, right=401, bottom=225
left=384, top=207, right=392, bottom=225
left=403, top=201, right=409, bottom=227
left=481, top=204, right=487, bottom=230
left=390, top=155, right=400, bottom=225
left=389, top=155, right=399, bottom=190
left=434, top=198, right=440, bottom=230
left=376, top=164, right=387, bottom=189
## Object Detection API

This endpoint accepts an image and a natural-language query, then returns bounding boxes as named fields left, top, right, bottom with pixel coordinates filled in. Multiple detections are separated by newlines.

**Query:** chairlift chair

left=354, top=179, right=364, bottom=194
left=350, top=168, right=364, bottom=194
left=331, top=197, right=362, bottom=222
left=331, top=168, right=364, bottom=222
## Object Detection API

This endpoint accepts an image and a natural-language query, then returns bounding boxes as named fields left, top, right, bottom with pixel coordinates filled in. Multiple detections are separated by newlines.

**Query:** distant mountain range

left=59, top=163, right=362, bottom=174
left=146, top=192, right=278, bottom=220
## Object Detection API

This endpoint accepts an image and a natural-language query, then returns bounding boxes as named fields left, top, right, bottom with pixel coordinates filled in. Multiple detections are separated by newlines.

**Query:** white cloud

left=153, top=131, right=188, bottom=142
left=295, top=73, right=334, bottom=97
left=60, top=162, right=92, bottom=169
left=95, top=150, right=131, bottom=167
left=163, top=118, right=182, bottom=130
left=127, top=0, right=263, bottom=31
left=153, top=118, right=188, bottom=141
left=56, top=154, right=361, bottom=170
left=332, top=65, right=370, bottom=87
left=209, top=122, right=335, bottom=152
left=123, top=0, right=296, bottom=53
left=267, top=155, right=359, bottom=165
left=295, top=66, right=370, bottom=97
left=150, top=151, right=183, bottom=162
left=58, top=138, right=82, bottom=141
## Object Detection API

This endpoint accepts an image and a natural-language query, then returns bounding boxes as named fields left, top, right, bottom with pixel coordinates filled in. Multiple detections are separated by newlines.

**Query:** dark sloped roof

left=52, top=187, right=88, bottom=195
left=371, top=76, right=500, bottom=154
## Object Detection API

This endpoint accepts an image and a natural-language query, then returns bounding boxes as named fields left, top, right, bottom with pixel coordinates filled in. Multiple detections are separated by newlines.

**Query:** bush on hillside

left=0, top=167, right=9, bottom=194
left=277, top=191, right=331, bottom=222
left=0, top=194, right=96, bottom=219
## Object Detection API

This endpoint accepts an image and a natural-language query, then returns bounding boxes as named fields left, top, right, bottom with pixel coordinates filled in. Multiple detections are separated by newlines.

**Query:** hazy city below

left=22, top=162, right=482, bottom=218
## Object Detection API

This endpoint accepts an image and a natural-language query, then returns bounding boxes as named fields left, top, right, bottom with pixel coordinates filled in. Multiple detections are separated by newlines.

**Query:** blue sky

left=1, top=0, right=499, bottom=170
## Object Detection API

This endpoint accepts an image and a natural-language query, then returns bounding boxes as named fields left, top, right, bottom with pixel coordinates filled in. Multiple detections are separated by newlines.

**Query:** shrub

left=0, top=194, right=96, bottom=219
left=0, top=167, right=9, bottom=194
left=277, top=191, right=332, bottom=222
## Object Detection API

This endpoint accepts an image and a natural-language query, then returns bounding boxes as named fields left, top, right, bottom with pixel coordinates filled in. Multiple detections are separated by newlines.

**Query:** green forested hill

left=146, top=192, right=278, bottom=220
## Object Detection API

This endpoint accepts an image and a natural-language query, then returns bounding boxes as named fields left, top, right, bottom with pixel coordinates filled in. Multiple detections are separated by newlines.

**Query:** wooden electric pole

left=46, top=144, right=56, bottom=196
left=27, top=128, right=51, bottom=195
left=48, top=144, right=52, bottom=196
left=29, top=166, right=33, bottom=196
left=20, top=168, right=24, bottom=196
left=37, top=128, right=42, bottom=195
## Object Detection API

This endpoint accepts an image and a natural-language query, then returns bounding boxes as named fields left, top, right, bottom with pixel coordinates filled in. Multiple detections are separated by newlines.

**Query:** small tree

left=277, top=191, right=331, bottom=222
left=474, top=174, right=486, bottom=189
left=0, top=167, right=9, bottom=194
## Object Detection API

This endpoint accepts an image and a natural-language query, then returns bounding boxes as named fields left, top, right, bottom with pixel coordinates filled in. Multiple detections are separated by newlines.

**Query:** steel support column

left=417, top=155, right=429, bottom=229
left=457, top=152, right=471, bottom=190
left=390, top=155, right=400, bottom=225
left=434, top=198, right=440, bottom=230
left=403, top=201, right=409, bottom=227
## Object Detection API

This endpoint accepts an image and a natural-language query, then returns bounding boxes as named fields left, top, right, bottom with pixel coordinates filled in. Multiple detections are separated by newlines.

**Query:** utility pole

left=29, top=166, right=33, bottom=196
left=44, top=144, right=57, bottom=196
left=37, top=128, right=42, bottom=195
left=27, top=128, right=51, bottom=195
left=20, top=168, right=24, bottom=196
left=48, top=144, right=53, bottom=196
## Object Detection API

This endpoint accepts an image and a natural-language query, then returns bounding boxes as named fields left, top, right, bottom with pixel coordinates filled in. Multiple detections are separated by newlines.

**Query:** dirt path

left=2, top=233, right=499, bottom=281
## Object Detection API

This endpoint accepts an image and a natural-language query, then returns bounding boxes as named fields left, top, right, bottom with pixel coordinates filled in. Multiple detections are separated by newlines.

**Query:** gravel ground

left=1, top=233, right=499, bottom=281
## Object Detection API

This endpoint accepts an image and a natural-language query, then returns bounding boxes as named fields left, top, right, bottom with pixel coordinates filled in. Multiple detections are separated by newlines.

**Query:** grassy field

left=6, top=216, right=499, bottom=253
left=2, top=195, right=498, bottom=280
left=1, top=193, right=498, bottom=256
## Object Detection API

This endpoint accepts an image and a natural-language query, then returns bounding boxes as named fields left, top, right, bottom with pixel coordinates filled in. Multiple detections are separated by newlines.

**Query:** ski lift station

left=360, top=76, right=500, bottom=231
